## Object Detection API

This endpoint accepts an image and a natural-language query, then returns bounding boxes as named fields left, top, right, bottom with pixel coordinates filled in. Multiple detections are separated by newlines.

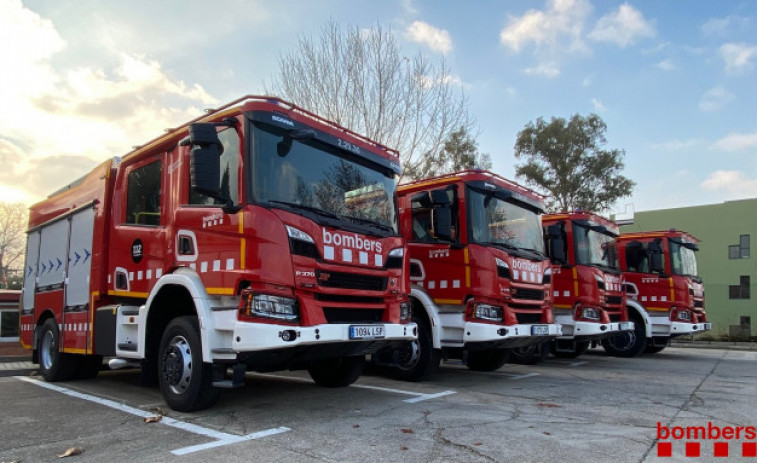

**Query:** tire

left=510, top=343, right=549, bottom=365
left=38, top=319, right=79, bottom=382
left=602, top=314, right=646, bottom=358
left=391, top=315, right=441, bottom=382
left=466, top=349, right=511, bottom=372
left=158, top=316, right=219, bottom=412
left=308, top=356, right=364, bottom=387
left=75, top=355, right=103, bottom=380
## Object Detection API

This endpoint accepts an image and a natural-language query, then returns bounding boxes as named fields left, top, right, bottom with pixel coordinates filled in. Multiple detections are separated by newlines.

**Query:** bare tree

left=0, top=202, right=28, bottom=289
left=267, top=21, right=474, bottom=180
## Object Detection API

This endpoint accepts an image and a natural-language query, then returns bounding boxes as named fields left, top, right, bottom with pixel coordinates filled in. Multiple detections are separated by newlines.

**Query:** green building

left=619, top=198, right=756, bottom=338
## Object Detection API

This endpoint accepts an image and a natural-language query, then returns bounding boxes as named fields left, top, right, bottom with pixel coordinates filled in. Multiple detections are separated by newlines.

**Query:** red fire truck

left=541, top=212, right=633, bottom=359
left=601, top=230, right=710, bottom=356
left=376, top=170, right=560, bottom=380
left=19, top=96, right=416, bottom=411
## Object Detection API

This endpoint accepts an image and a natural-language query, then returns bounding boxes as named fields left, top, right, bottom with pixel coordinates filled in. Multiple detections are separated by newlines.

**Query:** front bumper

left=557, top=321, right=635, bottom=341
left=669, top=321, right=712, bottom=336
left=232, top=321, right=417, bottom=353
left=463, top=322, right=561, bottom=350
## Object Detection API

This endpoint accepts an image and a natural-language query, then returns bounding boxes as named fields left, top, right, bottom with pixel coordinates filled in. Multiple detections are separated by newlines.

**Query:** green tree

left=417, top=126, right=492, bottom=179
left=0, top=202, right=28, bottom=289
left=514, top=114, right=635, bottom=213
left=267, top=20, right=474, bottom=181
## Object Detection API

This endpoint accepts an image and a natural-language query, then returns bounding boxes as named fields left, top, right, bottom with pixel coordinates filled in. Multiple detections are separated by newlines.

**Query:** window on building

left=126, top=160, right=162, bottom=225
left=728, top=234, right=750, bottom=259
left=729, top=275, right=750, bottom=299
left=0, top=310, right=19, bottom=341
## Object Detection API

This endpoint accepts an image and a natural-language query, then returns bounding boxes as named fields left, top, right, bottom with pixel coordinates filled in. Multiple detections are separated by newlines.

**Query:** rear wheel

left=308, top=356, right=364, bottom=387
left=38, top=319, right=78, bottom=382
left=466, top=349, right=511, bottom=372
left=392, top=315, right=440, bottom=382
left=158, top=316, right=219, bottom=412
left=510, top=343, right=549, bottom=365
left=603, top=314, right=646, bottom=358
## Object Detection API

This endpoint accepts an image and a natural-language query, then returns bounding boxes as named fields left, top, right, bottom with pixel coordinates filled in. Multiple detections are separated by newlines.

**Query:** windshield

left=250, top=121, right=398, bottom=234
left=670, top=240, right=699, bottom=277
left=467, top=188, right=544, bottom=253
left=573, top=223, right=619, bottom=269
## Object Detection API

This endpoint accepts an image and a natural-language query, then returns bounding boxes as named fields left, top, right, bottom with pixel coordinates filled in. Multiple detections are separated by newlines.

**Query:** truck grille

left=608, top=314, right=621, bottom=322
left=606, top=296, right=623, bottom=305
left=316, top=270, right=387, bottom=291
left=514, top=312, right=542, bottom=324
left=323, top=308, right=384, bottom=324
left=512, top=287, right=544, bottom=301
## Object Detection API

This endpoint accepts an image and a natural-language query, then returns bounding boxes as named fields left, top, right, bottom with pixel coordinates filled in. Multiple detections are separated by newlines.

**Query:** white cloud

left=499, top=0, right=591, bottom=53
left=591, top=98, right=606, bottom=111
left=588, top=3, right=655, bottom=47
left=582, top=76, right=592, bottom=87
left=701, top=171, right=757, bottom=198
left=701, top=15, right=750, bottom=38
left=0, top=0, right=218, bottom=203
left=405, top=21, right=452, bottom=53
left=711, top=132, right=757, bottom=152
left=656, top=59, right=675, bottom=71
left=650, top=139, right=701, bottom=152
left=719, top=43, right=757, bottom=73
left=698, top=86, right=734, bottom=112
left=524, top=62, right=560, bottom=77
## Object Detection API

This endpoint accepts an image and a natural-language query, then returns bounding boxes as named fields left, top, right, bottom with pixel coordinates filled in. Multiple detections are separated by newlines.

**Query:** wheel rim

left=396, top=339, right=420, bottom=371
left=608, top=331, right=636, bottom=351
left=40, top=330, right=55, bottom=370
left=161, top=335, right=193, bottom=395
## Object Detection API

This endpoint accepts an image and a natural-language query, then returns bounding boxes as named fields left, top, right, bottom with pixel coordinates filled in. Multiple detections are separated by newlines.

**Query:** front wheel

left=510, top=343, right=549, bottom=365
left=308, top=356, right=364, bottom=387
left=158, top=316, right=219, bottom=412
left=602, top=316, right=646, bottom=358
left=466, top=349, right=511, bottom=372
left=392, top=316, right=441, bottom=382
left=38, top=319, right=78, bottom=381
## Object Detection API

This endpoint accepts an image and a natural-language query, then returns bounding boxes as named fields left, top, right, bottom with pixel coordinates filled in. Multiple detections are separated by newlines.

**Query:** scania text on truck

left=19, top=96, right=416, bottom=411
left=541, top=212, right=633, bottom=359
left=376, top=170, right=560, bottom=380
left=603, top=230, right=710, bottom=357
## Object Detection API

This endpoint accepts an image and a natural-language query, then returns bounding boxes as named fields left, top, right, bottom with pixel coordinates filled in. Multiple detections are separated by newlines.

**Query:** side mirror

left=189, top=123, right=222, bottom=198
left=649, top=239, right=664, bottom=274
left=547, top=223, right=567, bottom=264
left=432, top=207, right=453, bottom=241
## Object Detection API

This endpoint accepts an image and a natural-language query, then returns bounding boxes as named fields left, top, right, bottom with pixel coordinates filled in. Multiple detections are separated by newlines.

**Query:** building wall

left=620, top=199, right=757, bottom=337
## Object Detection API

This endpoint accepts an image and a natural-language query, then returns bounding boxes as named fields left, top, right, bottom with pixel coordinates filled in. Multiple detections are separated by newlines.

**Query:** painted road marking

left=257, top=373, right=456, bottom=403
left=15, top=376, right=290, bottom=455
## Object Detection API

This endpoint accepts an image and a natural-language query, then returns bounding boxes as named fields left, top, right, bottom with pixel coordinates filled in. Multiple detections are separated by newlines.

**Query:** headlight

left=242, top=293, right=299, bottom=321
left=387, top=247, right=404, bottom=269
left=543, top=267, right=552, bottom=284
left=473, top=303, right=504, bottom=322
left=399, top=301, right=412, bottom=323
left=576, top=306, right=600, bottom=321
left=285, top=225, right=314, bottom=243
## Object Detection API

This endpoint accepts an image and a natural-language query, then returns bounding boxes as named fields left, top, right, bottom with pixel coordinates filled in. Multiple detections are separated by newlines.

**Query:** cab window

left=126, top=160, right=162, bottom=225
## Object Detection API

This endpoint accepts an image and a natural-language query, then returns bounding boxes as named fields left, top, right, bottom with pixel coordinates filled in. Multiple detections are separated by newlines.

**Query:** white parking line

left=498, top=372, right=540, bottom=380
left=257, top=373, right=457, bottom=403
left=15, top=376, right=290, bottom=455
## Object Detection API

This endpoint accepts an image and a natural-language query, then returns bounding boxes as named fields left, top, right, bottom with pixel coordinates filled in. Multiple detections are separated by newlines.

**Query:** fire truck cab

left=604, top=230, right=710, bottom=357
left=20, top=96, right=416, bottom=411
left=377, top=170, right=560, bottom=380
left=542, top=212, right=633, bottom=359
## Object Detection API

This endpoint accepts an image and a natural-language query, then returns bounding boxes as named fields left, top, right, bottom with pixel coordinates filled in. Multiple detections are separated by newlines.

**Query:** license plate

left=349, top=325, right=385, bottom=340
left=531, top=324, right=550, bottom=335
left=618, top=322, right=632, bottom=331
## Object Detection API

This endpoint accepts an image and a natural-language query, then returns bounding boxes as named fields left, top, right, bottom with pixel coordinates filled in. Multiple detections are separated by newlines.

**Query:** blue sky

left=1, top=0, right=756, bottom=219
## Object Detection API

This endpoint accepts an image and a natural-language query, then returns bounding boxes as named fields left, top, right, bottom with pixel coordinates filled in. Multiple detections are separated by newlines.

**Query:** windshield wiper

left=268, top=200, right=340, bottom=220
left=340, top=215, right=395, bottom=233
